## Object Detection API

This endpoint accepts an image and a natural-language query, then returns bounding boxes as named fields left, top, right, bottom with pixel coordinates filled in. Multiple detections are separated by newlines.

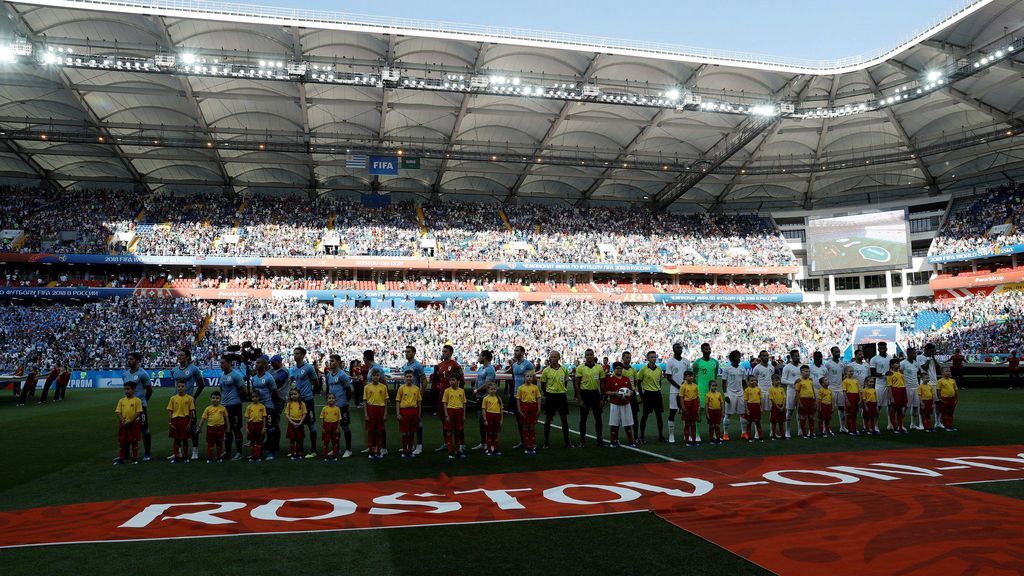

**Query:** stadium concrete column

left=885, top=271, right=894, bottom=307
left=828, top=275, right=836, bottom=305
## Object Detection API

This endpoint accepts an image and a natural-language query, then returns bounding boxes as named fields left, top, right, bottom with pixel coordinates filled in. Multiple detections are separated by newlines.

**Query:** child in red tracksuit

left=443, top=374, right=467, bottom=458
left=245, top=392, right=268, bottom=462
left=842, top=368, right=861, bottom=435
left=678, top=371, right=700, bottom=446
left=284, top=389, right=308, bottom=459
left=862, top=377, right=879, bottom=435
left=817, top=380, right=834, bottom=437
left=704, top=381, right=724, bottom=445
left=115, top=384, right=143, bottom=465
left=482, top=384, right=504, bottom=455
left=395, top=371, right=423, bottom=458
left=768, top=375, right=786, bottom=440
left=516, top=372, right=542, bottom=453
left=321, top=394, right=342, bottom=460
left=200, top=392, right=229, bottom=462
left=166, top=381, right=196, bottom=463
left=937, top=368, right=959, bottom=431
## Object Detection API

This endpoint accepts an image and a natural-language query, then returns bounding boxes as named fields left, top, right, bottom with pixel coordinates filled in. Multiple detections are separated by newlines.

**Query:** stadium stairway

left=499, top=208, right=514, bottom=233
left=9, top=231, right=25, bottom=251
left=416, top=206, right=427, bottom=237
left=915, top=310, right=952, bottom=332
left=195, top=313, right=213, bottom=344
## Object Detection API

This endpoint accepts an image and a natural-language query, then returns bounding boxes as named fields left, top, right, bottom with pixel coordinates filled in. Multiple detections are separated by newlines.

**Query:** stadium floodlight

left=180, top=53, right=197, bottom=65
left=751, top=104, right=777, bottom=117
left=926, top=70, right=942, bottom=82
left=0, top=46, right=16, bottom=63
left=665, top=88, right=681, bottom=101
left=41, top=50, right=57, bottom=65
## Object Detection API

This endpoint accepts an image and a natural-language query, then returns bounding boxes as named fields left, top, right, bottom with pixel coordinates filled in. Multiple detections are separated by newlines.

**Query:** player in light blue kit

left=170, top=348, right=207, bottom=460
left=291, top=347, right=322, bottom=459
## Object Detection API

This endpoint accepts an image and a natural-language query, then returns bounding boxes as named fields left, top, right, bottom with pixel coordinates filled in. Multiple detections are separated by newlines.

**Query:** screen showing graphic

left=806, top=210, right=910, bottom=274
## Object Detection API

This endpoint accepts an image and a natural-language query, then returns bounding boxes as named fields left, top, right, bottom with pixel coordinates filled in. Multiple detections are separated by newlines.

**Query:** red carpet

left=2, top=445, right=1024, bottom=575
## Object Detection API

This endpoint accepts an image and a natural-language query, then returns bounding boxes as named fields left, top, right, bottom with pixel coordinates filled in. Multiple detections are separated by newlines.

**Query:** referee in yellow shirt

left=637, top=351, right=665, bottom=444
left=540, top=351, right=571, bottom=449
left=574, top=348, right=606, bottom=447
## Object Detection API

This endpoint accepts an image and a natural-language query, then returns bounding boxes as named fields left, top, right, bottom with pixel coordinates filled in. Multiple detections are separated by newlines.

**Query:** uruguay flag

left=345, top=154, right=368, bottom=168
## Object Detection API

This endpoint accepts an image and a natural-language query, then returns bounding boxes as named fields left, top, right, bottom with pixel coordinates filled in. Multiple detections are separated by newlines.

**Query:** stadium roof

left=0, top=0, right=1021, bottom=210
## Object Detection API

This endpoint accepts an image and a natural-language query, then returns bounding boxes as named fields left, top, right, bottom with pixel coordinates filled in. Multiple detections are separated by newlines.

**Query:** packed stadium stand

left=929, top=182, right=1024, bottom=258
left=0, top=0, right=1023, bottom=378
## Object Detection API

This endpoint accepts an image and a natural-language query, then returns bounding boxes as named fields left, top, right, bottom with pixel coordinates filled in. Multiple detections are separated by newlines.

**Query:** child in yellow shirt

left=937, top=367, right=959, bottom=431
left=816, top=380, right=834, bottom=437
left=769, top=374, right=786, bottom=440
left=284, top=389, right=308, bottom=460
left=704, top=381, right=725, bottom=445
left=794, top=366, right=816, bottom=438
left=442, top=374, right=467, bottom=458
left=245, top=391, right=268, bottom=462
left=320, top=393, right=343, bottom=460
left=743, top=380, right=763, bottom=442
left=886, top=358, right=908, bottom=434
left=861, top=377, right=879, bottom=435
left=841, top=367, right=861, bottom=435
left=482, top=383, right=504, bottom=455
left=115, top=383, right=143, bottom=465
left=199, top=391, right=228, bottom=462
left=166, top=381, right=196, bottom=463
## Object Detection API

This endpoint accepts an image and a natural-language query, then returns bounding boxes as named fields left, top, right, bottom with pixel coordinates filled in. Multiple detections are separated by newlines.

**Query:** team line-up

left=112, top=341, right=962, bottom=465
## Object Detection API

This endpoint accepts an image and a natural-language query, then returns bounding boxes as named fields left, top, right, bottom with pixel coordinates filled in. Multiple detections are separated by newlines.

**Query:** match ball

left=617, top=387, right=632, bottom=399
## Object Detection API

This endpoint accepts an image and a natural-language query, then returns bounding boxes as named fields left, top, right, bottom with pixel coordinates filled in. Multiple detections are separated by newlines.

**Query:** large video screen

left=806, top=210, right=910, bottom=275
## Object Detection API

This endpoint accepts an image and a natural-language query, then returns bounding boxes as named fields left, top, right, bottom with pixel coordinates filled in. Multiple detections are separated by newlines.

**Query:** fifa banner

left=0, top=252, right=798, bottom=276
left=930, top=268, right=1024, bottom=290
left=928, top=242, right=1024, bottom=264
left=0, top=286, right=802, bottom=304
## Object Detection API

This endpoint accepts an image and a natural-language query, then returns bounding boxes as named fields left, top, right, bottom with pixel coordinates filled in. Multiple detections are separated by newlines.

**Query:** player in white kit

left=919, top=343, right=943, bottom=429
left=823, top=346, right=847, bottom=432
left=722, top=350, right=747, bottom=441
left=900, top=348, right=927, bottom=430
left=752, top=351, right=775, bottom=417
left=664, top=342, right=691, bottom=444
left=869, top=341, right=893, bottom=432
left=850, top=349, right=871, bottom=386
left=780, top=350, right=803, bottom=438
left=809, top=351, right=829, bottom=431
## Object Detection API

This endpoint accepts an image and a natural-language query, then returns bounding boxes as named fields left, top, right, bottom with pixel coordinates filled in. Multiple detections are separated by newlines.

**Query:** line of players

left=112, top=340, right=962, bottom=464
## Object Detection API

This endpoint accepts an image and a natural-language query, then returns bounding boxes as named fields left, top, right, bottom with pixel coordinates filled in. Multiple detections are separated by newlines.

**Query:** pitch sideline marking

left=947, top=476, right=1024, bottom=487
left=539, top=418, right=680, bottom=462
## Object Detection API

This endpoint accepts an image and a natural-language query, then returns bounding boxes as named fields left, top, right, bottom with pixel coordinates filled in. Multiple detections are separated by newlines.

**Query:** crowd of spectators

left=0, top=297, right=212, bottom=371
left=929, top=182, right=1024, bottom=257
left=0, top=187, right=141, bottom=254
left=2, top=293, right=1020, bottom=372
left=2, top=188, right=797, bottom=267
left=905, top=290, right=1024, bottom=356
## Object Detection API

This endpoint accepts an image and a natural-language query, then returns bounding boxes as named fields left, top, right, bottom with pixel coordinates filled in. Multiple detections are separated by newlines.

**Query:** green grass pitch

left=1, top=386, right=1022, bottom=575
